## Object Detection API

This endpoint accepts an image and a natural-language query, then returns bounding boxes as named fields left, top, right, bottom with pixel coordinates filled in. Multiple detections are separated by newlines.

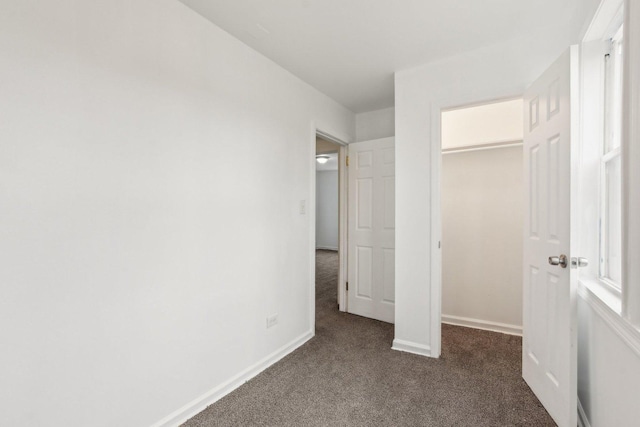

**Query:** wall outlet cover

left=266, top=314, right=278, bottom=328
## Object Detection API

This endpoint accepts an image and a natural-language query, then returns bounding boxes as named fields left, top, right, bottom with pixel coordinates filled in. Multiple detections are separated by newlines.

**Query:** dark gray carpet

left=184, top=250, right=555, bottom=426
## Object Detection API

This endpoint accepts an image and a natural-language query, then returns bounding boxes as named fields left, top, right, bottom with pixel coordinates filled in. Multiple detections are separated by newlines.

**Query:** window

left=600, top=24, right=624, bottom=290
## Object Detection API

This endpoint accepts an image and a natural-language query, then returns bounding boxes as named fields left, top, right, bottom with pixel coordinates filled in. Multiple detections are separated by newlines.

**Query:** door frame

left=309, top=124, right=350, bottom=334
left=429, top=94, right=524, bottom=358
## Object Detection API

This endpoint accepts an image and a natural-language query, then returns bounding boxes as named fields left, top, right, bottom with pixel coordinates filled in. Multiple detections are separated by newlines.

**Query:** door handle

left=571, top=257, right=589, bottom=269
left=548, top=254, right=568, bottom=268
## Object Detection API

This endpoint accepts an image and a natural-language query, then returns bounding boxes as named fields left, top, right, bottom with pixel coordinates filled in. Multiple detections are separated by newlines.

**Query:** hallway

left=184, top=250, right=553, bottom=426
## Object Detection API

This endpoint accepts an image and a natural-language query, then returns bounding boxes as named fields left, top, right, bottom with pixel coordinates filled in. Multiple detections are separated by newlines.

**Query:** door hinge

left=346, top=281, right=349, bottom=291
left=346, top=156, right=349, bottom=167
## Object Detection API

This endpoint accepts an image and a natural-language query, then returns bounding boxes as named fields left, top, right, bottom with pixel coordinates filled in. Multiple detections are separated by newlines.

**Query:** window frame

left=575, top=0, right=640, bottom=355
left=599, top=23, right=624, bottom=292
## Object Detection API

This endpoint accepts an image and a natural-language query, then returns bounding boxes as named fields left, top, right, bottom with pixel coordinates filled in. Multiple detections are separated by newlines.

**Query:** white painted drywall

left=441, top=100, right=523, bottom=149
left=623, top=0, right=640, bottom=327
left=577, top=294, right=640, bottom=426
left=394, top=0, right=601, bottom=356
left=356, top=107, right=395, bottom=141
left=441, top=146, right=523, bottom=333
left=0, top=1, right=354, bottom=426
left=315, top=171, right=339, bottom=250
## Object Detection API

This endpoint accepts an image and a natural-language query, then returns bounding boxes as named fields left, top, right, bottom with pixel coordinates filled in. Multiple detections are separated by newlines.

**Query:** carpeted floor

left=184, top=250, right=555, bottom=426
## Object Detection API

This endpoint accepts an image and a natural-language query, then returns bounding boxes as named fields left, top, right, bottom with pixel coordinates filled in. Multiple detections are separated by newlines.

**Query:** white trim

left=578, top=282, right=640, bottom=358
left=337, top=145, right=348, bottom=312
left=150, top=330, right=314, bottom=427
left=430, top=101, right=443, bottom=359
left=310, top=124, right=319, bottom=336
left=568, top=44, right=582, bottom=427
left=583, top=0, right=624, bottom=42
left=391, top=339, right=432, bottom=357
left=315, top=246, right=339, bottom=251
left=442, top=314, right=523, bottom=336
left=602, top=145, right=622, bottom=163
left=316, top=130, right=348, bottom=147
left=577, top=399, right=592, bottom=427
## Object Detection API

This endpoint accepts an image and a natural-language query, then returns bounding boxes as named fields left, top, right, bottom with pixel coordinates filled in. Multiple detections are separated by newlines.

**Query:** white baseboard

left=578, top=399, right=591, bottom=427
left=315, top=246, right=338, bottom=251
left=442, top=314, right=522, bottom=336
left=391, top=339, right=432, bottom=357
left=150, top=330, right=314, bottom=427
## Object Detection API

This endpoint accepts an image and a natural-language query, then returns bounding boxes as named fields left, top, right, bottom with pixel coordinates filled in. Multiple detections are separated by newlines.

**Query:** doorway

left=428, top=49, right=581, bottom=427
left=313, top=131, right=396, bottom=327
left=315, top=135, right=342, bottom=319
left=313, top=132, right=348, bottom=330
left=439, top=99, right=525, bottom=339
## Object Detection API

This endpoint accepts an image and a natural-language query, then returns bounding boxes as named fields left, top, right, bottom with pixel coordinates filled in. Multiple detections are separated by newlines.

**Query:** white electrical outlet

left=266, top=314, right=278, bottom=328
left=299, top=200, right=306, bottom=215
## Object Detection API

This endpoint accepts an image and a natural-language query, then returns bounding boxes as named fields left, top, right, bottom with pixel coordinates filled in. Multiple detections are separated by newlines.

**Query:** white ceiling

left=181, top=0, right=592, bottom=113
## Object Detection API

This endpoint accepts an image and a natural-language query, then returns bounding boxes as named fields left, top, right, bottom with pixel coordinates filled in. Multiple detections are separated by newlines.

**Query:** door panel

left=523, top=47, right=578, bottom=427
left=348, top=137, right=395, bottom=323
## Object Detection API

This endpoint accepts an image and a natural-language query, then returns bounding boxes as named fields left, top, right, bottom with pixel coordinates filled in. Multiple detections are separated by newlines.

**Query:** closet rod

left=442, top=140, right=523, bottom=155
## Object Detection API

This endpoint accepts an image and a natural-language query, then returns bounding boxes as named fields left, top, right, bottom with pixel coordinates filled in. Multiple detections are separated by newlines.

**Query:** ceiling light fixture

left=316, top=155, right=330, bottom=164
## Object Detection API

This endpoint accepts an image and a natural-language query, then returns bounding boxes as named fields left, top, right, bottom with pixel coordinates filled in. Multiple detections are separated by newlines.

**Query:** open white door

left=347, top=137, right=395, bottom=323
left=523, top=46, right=579, bottom=427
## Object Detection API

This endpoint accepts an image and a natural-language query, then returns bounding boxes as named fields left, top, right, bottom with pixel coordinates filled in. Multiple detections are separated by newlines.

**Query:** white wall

left=394, top=0, right=601, bottom=357
left=0, top=1, right=354, bottom=426
left=441, top=99, right=523, bottom=149
left=441, top=146, right=523, bottom=334
left=316, top=136, right=339, bottom=154
left=355, top=107, right=395, bottom=141
left=623, top=0, right=640, bottom=328
left=577, top=293, right=640, bottom=426
left=315, top=171, right=339, bottom=250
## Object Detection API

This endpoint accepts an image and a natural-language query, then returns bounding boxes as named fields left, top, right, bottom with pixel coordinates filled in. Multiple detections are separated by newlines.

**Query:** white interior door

left=523, top=46, right=579, bottom=427
left=347, top=137, right=395, bottom=323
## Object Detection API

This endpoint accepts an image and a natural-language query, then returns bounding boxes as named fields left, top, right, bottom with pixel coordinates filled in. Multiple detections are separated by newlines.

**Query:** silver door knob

left=571, top=257, right=589, bottom=268
left=549, top=254, right=568, bottom=268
